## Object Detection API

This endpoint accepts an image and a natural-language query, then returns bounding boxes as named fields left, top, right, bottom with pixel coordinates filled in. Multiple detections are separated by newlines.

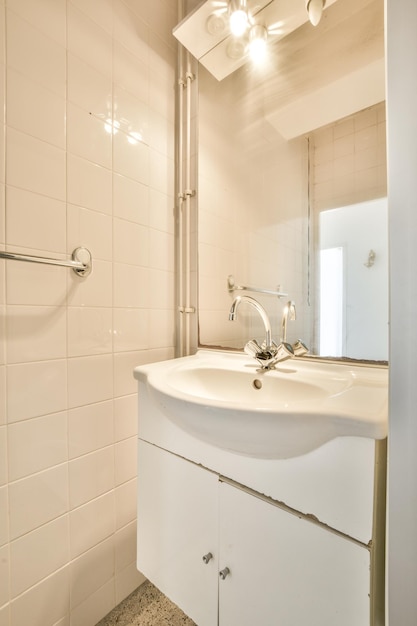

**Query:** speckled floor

left=96, top=581, right=197, bottom=626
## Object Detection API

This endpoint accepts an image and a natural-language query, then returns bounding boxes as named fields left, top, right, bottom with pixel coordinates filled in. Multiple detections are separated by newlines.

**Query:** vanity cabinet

left=137, top=440, right=218, bottom=626
left=137, top=440, right=371, bottom=626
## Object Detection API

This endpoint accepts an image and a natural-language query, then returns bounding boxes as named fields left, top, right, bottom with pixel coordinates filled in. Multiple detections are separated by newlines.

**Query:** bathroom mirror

left=183, top=0, right=387, bottom=361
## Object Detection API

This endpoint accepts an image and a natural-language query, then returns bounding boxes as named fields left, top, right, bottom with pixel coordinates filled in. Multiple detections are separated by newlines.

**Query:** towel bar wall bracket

left=0, top=246, right=93, bottom=277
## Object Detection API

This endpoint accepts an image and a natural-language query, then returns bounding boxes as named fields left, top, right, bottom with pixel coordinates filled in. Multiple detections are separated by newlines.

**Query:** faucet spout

left=229, top=295, right=272, bottom=349
left=281, top=300, right=296, bottom=343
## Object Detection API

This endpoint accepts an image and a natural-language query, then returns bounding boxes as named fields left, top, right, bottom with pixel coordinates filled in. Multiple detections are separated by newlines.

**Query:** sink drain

left=253, top=379, right=262, bottom=390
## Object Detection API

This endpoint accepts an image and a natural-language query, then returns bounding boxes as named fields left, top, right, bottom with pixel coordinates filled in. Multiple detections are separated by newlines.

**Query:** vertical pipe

left=185, top=53, right=193, bottom=355
left=177, top=0, right=185, bottom=356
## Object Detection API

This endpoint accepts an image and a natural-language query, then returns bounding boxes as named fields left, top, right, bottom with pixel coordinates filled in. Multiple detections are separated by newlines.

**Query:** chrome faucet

left=280, top=300, right=309, bottom=356
left=281, top=300, right=296, bottom=343
left=229, top=295, right=294, bottom=369
left=229, top=295, right=273, bottom=349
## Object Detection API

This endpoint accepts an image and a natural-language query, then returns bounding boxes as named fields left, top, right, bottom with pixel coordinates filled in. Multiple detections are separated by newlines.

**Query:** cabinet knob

left=202, top=552, right=213, bottom=564
left=219, top=567, right=230, bottom=580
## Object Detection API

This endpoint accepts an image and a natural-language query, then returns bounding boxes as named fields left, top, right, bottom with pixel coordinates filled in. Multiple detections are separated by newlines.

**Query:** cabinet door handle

left=219, top=567, right=230, bottom=580
left=202, top=552, right=213, bottom=564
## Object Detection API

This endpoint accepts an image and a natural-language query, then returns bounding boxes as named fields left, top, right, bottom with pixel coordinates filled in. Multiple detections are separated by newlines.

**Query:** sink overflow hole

left=253, top=379, right=262, bottom=390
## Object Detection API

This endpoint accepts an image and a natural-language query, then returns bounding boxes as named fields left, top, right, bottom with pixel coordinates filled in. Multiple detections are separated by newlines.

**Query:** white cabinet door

left=218, top=481, right=371, bottom=626
left=137, top=441, right=219, bottom=626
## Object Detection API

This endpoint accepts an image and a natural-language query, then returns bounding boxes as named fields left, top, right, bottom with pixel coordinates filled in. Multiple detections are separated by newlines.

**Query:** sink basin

left=134, top=350, right=388, bottom=459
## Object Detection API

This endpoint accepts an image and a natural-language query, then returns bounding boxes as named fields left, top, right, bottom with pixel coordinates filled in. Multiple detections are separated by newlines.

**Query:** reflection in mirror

left=191, top=0, right=386, bottom=361
left=318, top=198, right=388, bottom=360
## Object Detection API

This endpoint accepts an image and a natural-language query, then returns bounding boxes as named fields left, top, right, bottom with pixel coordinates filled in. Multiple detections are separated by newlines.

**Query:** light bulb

left=306, top=0, right=325, bottom=26
left=230, top=9, right=248, bottom=36
left=228, top=0, right=248, bottom=37
left=248, top=25, right=268, bottom=63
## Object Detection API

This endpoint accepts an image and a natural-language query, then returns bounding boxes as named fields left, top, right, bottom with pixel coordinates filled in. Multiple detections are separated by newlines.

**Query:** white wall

left=0, top=1, right=177, bottom=624
left=386, top=0, right=417, bottom=623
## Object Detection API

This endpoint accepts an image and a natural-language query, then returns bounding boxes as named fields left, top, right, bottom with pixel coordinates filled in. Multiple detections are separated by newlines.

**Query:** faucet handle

left=292, top=339, right=309, bottom=356
left=244, top=339, right=263, bottom=358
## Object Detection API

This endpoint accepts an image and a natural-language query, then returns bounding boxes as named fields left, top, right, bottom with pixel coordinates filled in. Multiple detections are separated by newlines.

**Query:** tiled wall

left=311, top=102, right=387, bottom=211
left=0, top=1, right=177, bottom=625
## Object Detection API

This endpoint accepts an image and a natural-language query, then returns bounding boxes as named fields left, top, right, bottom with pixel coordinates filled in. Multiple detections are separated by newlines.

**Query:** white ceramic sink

left=134, top=350, right=388, bottom=459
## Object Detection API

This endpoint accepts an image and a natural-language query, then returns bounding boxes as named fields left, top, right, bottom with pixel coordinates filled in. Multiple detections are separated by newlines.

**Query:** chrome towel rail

left=0, top=246, right=92, bottom=277
left=227, top=274, right=287, bottom=298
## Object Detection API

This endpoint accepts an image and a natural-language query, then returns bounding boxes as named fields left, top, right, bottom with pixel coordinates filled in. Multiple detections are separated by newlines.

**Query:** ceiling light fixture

left=228, top=0, right=249, bottom=37
left=248, top=24, right=268, bottom=63
left=305, top=0, right=326, bottom=26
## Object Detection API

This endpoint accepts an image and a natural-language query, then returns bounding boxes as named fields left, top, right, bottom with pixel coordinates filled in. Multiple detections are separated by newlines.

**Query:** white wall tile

left=115, top=562, right=145, bottom=606
left=67, top=3, right=112, bottom=77
left=0, top=185, right=4, bottom=244
left=0, top=426, right=6, bottom=486
left=67, top=307, right=112, bottom=357
left=0, top=307, right=4, bottom=365
left=115, top=521, right=136, bottom=572
left=67, top=205, right=112, bottom=262
left=149, top=229, right=174, bottom=271
left=68, top=401, right=113, bottom=460
left=6, top=306, right=66, bottom=364
left=7, top=0, right=66, bottom=46
left=0, top=100, right=4, bottom=190
left=113, top=264, right=149, bottom=308
left=70, top=537, right=114, bottom=608
left=69, top=578, right=114, bottom=626
left=67, top=53, right=111, bottom=118
left=69, top=0, right=113, bottom=34
left=10, top=515, right=69, bottom=597
left=113, top=41, right=149, bottom=102
left=113, top=86, right=149, bottom=145
left=69, top=492, right=115, bottom=558
left=6, top=261, right=67, bottom=306
left=0, top=367, right=5, bottom=424
left=148, top=308, right=175, bottom=349
left=0, top=605, right=9, bottom=626
left=149, top=149, right=174, bottom=196
left=149, top=188, right=174, bottom=233
left=7, top=69, right=65, bottom=148
left=115, top=479, right=136, bottom=530
left=6, top=10, right=66, bottom=97
left=67, top=154, right=112, bottom=215
left=0, top=486, right=8, bottom=546
left=9, top=464, right=68, bottom=539
left=113, top=218, right=148, bottom=266
left=67, top=354, right=113, bottom=408
left=67, top=103, right=112, bottom=169
left=7, top=359, right=67, bottom=423
left=148, top=268, right=174, bottom=310
left=114, top=394, right=137, bottom=442
left=115, top=437, right=136, bottom=486
left=113, top=351, right=143, bottom=398
left=113, top=2, right=149, bottom=62
left=8, top=411, right=67, bottom=481
left=113, top=173, right=149, bottom=224
left=10, top=566, right=70, bottom=626
left=113, top=130, right=149, bottom=184
left=68, top=447, right=114, bottom=509
left=6, top=129, right=66, bottom=200
left=0, top=544, right=9, bottom=607
left=1, top=0, right=178, bottom=620
left=67, top=259, right=112, bottom=308
left=113, top=308, right=148, bottom=353
left=6, top=187, right=66, bottom=253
